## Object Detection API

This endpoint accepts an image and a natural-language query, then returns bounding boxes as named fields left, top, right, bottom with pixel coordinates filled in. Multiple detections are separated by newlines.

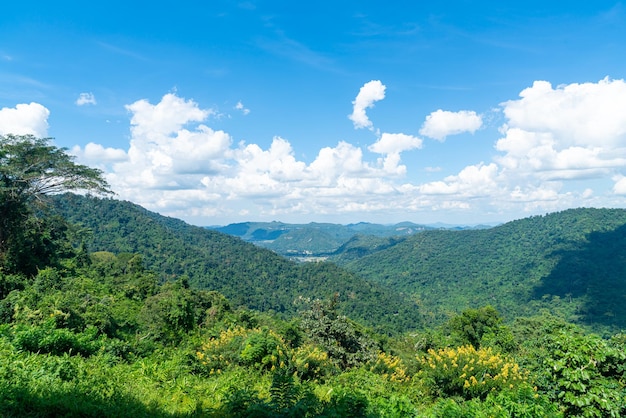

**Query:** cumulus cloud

left=125, top=93, right=212, bottom=141
left=613, top=175, right=626, bottom=195
left=419, top=163, right=500, bottom=196
left=348, top=80, right=386, bottom=130
left=60, top=77, right=626, bottom=224
left=496, top=78, right=626, bottom=184
left=369, top=132, right=423, bottom=155
left=108, top=94, right=231, bottom=194
left=235, top=101, right=250, bottom=115
left=94, top=90, right=420, bottom=221
left=420, top=77, right=626, bottom=215
left=76, top=92, right=97, bottom=106
left=71, top=143, right=128, bottom=166
left=0, top=102, right=49, bottom=137
left=501, top=77, right=626, bottom=147
left=419, top=109, right=482, bottom=141
left=368, top=133, right=423, bottom=176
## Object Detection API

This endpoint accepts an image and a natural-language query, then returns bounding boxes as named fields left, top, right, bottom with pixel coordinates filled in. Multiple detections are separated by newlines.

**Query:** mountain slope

left=50, top=194, right=421, bottom=333
left=337, top=208, right=626, bottom=333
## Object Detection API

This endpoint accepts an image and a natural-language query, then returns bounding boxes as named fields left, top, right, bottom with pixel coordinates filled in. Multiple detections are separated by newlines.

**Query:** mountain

left=209, top=221, right=433, bottom=257
left=50, top=194, right=421, bottom=334
left=335, top=208, right=626, bottom=334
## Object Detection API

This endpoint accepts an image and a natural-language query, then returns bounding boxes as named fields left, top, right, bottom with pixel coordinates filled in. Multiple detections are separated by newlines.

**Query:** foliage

left=51, top=193, right=422, bottom=334
left=367, top=351, right=410, bottom=383
left=292, top=343, right=336, bottom=381
left=446, top=306, right=515, bottom=351
left=0, top=134, right=110, bottom=276
left=6, top=319, right=102, bottom=356
left=299, top=297, right=378, bottom=369
left=339, top=207, right=626, bottom=333
left=536, top=330, right=626, bottom=417
left=417, top=345, right=527, bottom=400
left=427, top=385, right=562, bottom=418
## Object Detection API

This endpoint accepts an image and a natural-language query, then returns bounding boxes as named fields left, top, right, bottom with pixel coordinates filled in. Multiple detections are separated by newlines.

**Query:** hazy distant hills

left=209, top=221, right=490, bottom=258
left=50, top=194, right=422, bottom=334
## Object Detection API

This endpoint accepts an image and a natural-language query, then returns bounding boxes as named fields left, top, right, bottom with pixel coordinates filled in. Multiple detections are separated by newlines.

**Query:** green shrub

left=11, top=321, right=102, bottom=356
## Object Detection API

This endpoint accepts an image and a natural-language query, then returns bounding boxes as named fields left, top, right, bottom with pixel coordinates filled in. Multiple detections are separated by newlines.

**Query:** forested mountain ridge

left=209, top=220, right=432, bottom=257
left=337, top=207, right=626, bottom=333
left=50, top=194, right=421, bottom=334
left=209, top=220, right=491, bottom=258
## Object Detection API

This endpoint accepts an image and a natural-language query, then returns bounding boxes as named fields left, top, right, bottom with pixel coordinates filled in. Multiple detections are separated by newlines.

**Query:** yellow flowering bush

left=196, top=326, right=293, bottom=374
left=239, top=327, right=289, bottom=371
left=368, top=351, right=410, bottom=383
left=417, top=345, right=527, bottom=400
left=195, top=326, right=251, bottom=374
left=292, top=343, right=337, bottom=380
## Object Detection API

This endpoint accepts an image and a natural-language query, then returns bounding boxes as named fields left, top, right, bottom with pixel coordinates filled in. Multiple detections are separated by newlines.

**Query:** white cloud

left=348, top=80, right=386, bottom=130
left=60, top=77, right=626, bottom=225
left=71, top=142, right=128, bottom=165
left=419, top=109, right=482, bottom=141
left=308, top=141, right=372, bottom=181
left=501, top=77, right=626, bottom=147
left=419, top=163, right=500, bottom=196
left=76, top=92, right=97, bottom=106
left=613, top=175, right=626, bottom=195
left=235, top=101, right=250, bottom=115
left=369, top=132, right=423, bottom=155
left=368, top=133, right=423, bottom=176
left=496, top=78, right=626, bottom=184
left=109, top=94, right=231, bottom=195
left=125, top=93, right=212, bottom=141
left=0, top=102, right=49, bottom=137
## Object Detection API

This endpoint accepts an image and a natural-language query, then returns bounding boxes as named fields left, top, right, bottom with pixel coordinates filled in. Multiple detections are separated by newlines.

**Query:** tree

left=446, top=306, right=509, bottom=349
left=298, top=296, right=377, bottom=369
left=0, top=134, right=111, bottom=275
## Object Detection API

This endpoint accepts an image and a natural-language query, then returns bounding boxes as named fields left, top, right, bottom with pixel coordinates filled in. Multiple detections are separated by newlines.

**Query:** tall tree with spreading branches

left=0, top=134, right=111, bottom=275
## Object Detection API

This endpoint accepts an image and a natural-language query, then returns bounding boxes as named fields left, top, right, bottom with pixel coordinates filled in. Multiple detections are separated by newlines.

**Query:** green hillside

left=50, top=194, right=421, bottom=334
left=4, top=136, right=626, bottom=417
left=337, top=208, right=626, bottom=333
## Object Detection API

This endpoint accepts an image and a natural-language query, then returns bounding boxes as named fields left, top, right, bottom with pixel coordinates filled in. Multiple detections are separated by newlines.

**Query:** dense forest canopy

left=336, top=207, right=626, bottom=334
left=50, top=193, right=422, bottom=334
left=1, top=137, right=625, bottom=416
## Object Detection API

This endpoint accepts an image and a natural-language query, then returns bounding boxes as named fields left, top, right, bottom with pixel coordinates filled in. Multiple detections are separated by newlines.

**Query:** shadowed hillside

left=336, top=208, right=626, bottom=333
left=534, top=223, right=626, bottom=330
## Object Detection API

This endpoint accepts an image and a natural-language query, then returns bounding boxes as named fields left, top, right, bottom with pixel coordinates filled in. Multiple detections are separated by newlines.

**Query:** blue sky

left=2, top=1, right=626, bottom=225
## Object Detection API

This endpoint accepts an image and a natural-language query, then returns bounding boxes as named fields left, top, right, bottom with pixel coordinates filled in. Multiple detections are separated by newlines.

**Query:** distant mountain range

left=208, top=221, right=493, bottom=258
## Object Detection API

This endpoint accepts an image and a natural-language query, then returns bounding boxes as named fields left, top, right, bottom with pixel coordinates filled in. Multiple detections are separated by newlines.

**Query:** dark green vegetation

left=50, top=194, right=421, bottom=334
left=336, top=208, right=626, bottom=334
left=210, top=220, right=432, bottom=257
left=1, top=136, right=625, bottom=416
left=0, top=134, right=110, bottom=277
